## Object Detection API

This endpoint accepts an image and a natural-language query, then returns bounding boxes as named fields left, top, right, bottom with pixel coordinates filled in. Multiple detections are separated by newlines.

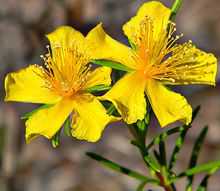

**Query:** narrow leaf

left=169, top=127, right=188, bottom=169
left=147, top=127, right=182, bottom=149
left=143, top=155, right=160, bottom=173
left=176, top=160, right=220, bottom=178
left=137, top=120, right=146, bottom=132
left=64, top=118, right=71, bottom=136
left=136, top=181, right=148, bottom=191
left=169, top=106, right=201, bottom=169
left=191, top=105, right=201, bottom=121
left=91, top=59, right=133, bottom=72
left=86, top=152, right=159, bottom=184
left=128, top=38, right=136, bottom=50
left=159, top=140, right=167, bottom=167
left=107, top=104, right=116, bottom=115
left=196, top=174, right=210, bottom=191
left=196, top=165, right=219, bottom=191
left=87, top=84, right=111, bottom=93
left=189, top=127, right=208, bottom=167
left=170, top=0, right=183, bottom=21
left=21, top=104, right=53, bottom=120
left=144, top=110, right=151, bottom=126
left=153, top=150, right=161, bottom=164
left=136, top=119, right=148, bottom=145
left=51, top=129, right=61, bottom=148
left=186, top=126, right=208, bottom=189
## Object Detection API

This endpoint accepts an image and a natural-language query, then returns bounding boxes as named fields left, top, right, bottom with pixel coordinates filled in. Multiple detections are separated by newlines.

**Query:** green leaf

left=159, top=140, right=167, bottom=167
left=128, top=38, right=136, bottom=50
left=136, top=181, right=148, bottom=191
left=196, top=174, right=210, bottom=191
left=137, top=120, right=147, bottom=145
left=186, top=126, right=208, bottom=189
left=147, top=126, right=182, bottom=149
left=176, top=160, right=220, bottom=179
left=130, top=113, right=150, bottom=146
left=169, top=106, right=201, bottom=169
left=191, top=105, right=201, bottom=121
left=64, top=118, right=71, bottom=136
left=169, top=127, right=188, bottom=169
left=196, top=165, right=219, bottom=191
left=91, top=59, right=133, bottom=72
left=86, top=84, right=111, bottom=93
left=101, top=101, right=120, bottom=116
left=51, top=129, right=61, bottom=148
left=143, top=155, right=160, bottom=173
left=153, top=150, right=161, bottom=164
left=189, top=126, right=208, bottom=168
left=86, top=152, right=159, bottom=184
left=137, top=120, right=146, bottom=132
left=137, top=110, right=151, bottom=134
left=170, top=0, right=183, bottom=21
left=21, top=104, right=53, bottom=120
left=144, top=110, right=151, bottom=126
left=107, top=104, right=116, bottom=115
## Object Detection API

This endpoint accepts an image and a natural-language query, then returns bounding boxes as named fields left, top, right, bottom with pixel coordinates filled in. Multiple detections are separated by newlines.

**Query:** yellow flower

left=5, top=26, right=116, bottom=143
left=86, top=1, right=217, bottom=126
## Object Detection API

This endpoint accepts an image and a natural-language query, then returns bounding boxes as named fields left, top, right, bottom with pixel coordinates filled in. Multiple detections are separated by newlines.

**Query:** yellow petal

left=5, top=65, right=61, bottom=104
left=86, top=23, right=138, bottom=69
left=47, top=25, right=85, bottom=48
left=159, top=42, right=218, bottom=86
left=47, top=26, right=90, bottom=69
left=145, top=80, right=192, bottom=127
left=71, top=94, right=117, bottom=142
left=83, top=66, right=112, bottom=89
left=101, top=72, right=146, bottom=124
left=123, top=1, right=171, bottom=43
left=25, top=99, right=74, bottom=143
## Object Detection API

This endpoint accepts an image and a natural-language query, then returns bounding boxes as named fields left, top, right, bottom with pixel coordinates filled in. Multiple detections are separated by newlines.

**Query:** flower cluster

left=4, top=1, right=217, bottom=144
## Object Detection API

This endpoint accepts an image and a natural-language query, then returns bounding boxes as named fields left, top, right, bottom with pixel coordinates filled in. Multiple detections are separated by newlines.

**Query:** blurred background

left=0, top=0, right=220, bottom=190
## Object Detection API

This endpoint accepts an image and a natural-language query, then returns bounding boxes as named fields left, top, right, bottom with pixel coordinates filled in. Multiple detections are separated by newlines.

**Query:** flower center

left=131, top=17, right=185, bottom=83
left=39, top=45, right=90, bottom=97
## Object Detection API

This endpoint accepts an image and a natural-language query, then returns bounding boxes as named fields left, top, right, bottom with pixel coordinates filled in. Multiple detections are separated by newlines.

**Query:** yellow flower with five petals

left=87, top=1, right=217, bottom=126
left=5, top=26, right=116, bottom=143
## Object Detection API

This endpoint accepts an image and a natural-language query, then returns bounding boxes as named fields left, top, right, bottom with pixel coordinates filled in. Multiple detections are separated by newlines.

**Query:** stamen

left=39, top=43, right=90, bottom=97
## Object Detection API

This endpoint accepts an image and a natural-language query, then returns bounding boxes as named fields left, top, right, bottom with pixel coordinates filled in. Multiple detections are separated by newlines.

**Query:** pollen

left=38, top=44, right=91, bottom=97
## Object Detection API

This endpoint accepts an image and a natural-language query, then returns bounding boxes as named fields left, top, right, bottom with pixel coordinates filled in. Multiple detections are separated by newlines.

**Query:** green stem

left=170, top=0, right=183, bottom=21
left=156, top=172, right=174, bottom=191
left=128, top=124, right=174, bottom=191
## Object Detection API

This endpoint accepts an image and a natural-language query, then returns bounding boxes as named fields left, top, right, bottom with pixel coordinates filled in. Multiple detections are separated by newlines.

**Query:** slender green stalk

left=86, top=152, right=159, bottom=184
left=170, top=0, right=183, bottom=21
left=128, top=122, right=174, bottom=191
